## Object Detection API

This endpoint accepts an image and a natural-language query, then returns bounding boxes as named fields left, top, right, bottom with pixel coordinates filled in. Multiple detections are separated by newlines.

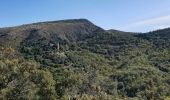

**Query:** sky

left=1, top=0, right=170, bottom=32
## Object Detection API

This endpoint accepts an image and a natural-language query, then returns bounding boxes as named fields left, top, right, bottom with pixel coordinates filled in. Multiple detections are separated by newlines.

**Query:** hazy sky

left=1, top=0, right=170, bottom=32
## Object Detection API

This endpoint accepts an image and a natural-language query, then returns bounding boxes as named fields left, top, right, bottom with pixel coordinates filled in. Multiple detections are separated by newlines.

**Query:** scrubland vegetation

left=0, top=19, right=170, bottom=99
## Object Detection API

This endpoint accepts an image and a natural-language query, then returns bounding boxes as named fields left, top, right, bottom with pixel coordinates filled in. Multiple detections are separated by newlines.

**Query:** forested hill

left=0, top=19, right=104, bottom=47
left=0, top=19, right=170, bottom=100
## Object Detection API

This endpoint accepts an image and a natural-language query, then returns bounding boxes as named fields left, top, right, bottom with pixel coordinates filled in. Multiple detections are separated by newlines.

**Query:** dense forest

left=0, top=19, right=170, bottom=100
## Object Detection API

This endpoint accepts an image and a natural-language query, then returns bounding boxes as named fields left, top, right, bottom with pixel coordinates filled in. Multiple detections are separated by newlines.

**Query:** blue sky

left=1, top=0, right=170, bottom=32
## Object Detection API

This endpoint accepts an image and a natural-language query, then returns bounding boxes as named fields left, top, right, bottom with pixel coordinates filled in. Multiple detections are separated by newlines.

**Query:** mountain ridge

left=0, top=19, right=105, bottom=47
left=0, top=19, right=170, bottom=100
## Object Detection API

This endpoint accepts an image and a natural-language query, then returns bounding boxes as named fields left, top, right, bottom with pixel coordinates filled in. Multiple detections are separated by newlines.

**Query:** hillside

left=0, top=19, right=170, bottom=100
left=0, top=19, right=104, bottom=47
